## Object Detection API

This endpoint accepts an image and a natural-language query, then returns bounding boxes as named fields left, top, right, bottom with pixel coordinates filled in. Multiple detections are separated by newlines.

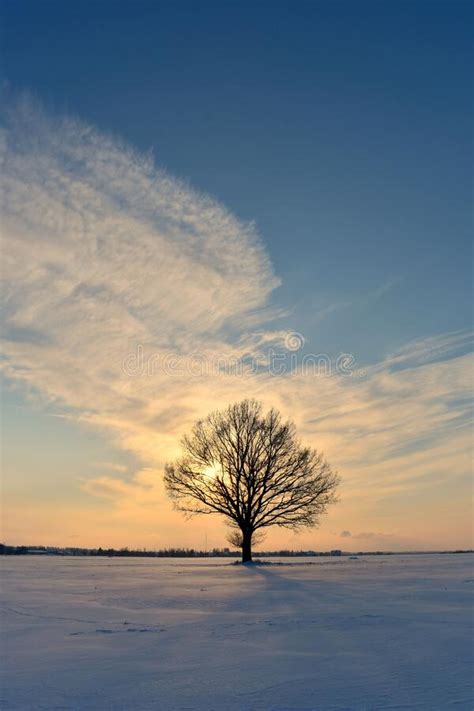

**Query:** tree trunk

left=241, top=531, right=252, bottom=563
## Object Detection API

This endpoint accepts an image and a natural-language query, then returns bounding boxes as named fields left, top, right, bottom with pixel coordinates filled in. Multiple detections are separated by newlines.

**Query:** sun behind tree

left=164, top=399, right=340, bottom=563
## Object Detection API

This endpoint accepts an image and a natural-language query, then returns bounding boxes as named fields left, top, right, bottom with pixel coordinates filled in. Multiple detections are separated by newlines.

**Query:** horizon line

left=2, top=543, right=472, bottom=557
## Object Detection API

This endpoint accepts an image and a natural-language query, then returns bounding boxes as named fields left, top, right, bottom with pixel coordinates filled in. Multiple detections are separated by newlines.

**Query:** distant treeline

left=1, top=543, right=472, bottom=558
left=0, top=543, right=317, bottom=558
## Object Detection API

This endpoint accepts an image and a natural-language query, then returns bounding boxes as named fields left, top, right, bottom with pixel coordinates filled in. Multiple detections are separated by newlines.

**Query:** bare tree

left=164, top=399, right=340, bottom=563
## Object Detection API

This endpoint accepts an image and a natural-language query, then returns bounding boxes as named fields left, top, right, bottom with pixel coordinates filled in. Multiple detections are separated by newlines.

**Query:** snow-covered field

left=1, top=553, right=472, bottom=710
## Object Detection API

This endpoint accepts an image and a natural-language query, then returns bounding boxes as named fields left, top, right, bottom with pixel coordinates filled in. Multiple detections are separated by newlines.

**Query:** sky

left=1, top=0, right=472, bottom=552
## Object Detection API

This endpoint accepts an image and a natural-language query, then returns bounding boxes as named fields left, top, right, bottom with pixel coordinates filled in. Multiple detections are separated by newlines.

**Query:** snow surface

left=1, top=553, right=473, bottom=710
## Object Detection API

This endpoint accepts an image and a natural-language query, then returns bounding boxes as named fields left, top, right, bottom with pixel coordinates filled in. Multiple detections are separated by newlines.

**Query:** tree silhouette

left=164, top=399, right=340, bottom=563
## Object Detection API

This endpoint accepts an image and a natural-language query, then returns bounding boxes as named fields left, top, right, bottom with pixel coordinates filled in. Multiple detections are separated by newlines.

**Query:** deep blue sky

left=2, top=0, right=472, bottom=362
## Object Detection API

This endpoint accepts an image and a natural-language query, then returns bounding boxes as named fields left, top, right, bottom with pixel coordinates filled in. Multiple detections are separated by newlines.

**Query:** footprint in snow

left=70, top=627, right=162, bottom=636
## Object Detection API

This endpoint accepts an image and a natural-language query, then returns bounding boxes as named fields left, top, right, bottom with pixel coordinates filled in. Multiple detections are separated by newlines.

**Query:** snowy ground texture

left=1, top=554, right=473, bottom=711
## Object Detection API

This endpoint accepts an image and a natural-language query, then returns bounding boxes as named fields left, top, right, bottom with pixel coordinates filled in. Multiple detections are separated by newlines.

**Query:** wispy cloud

left=302, top=276, right=402, bottom=327
left=1, top=99, right=472, bottom=550
left=93, top=461, right=128, bottom=473
left=338, top=529, right=415, bottom=549
left=1, top=96, right=280, bottom=446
